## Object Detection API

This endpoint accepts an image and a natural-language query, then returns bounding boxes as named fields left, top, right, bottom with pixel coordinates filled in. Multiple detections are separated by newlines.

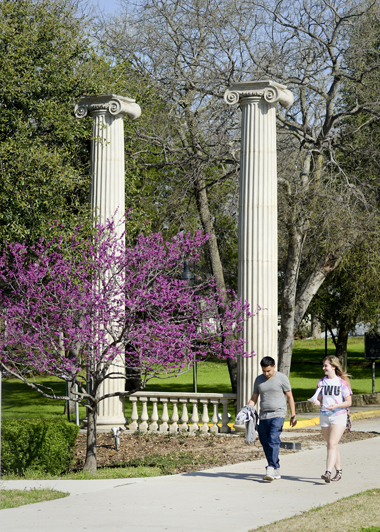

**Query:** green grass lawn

left=0, top=488, right=69, bottom=510
left=291, top=337, right=379, bottom=401
left=2, top=466, right=163, bottom=481
left=144, top=359, right=232, bottom=393
left=1, top=360, right=232, bottom=421
left=1, top=337, right=378, bottom=420
left=251, top=488, right=380, bottom=532
left=1, top=375, right=87, bottom=420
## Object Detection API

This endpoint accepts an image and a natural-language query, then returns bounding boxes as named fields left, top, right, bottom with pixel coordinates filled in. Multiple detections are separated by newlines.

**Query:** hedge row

left=1, top=419, right=80, bottom=475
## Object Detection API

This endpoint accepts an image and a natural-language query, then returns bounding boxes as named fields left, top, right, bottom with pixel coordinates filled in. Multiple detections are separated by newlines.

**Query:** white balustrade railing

left=127, top=392, right=236, bottom=434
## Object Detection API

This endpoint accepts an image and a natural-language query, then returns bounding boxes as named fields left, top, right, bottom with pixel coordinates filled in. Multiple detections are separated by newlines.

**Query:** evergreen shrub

left=1, top=419, right=79, bottom=475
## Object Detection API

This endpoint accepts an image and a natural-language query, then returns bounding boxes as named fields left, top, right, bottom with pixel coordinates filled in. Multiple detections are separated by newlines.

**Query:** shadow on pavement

left=184, top=470, right=322, bottom=485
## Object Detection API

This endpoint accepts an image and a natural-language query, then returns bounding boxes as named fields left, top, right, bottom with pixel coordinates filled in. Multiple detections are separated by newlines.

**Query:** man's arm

left=285, top=390, right=297, bottom=427
left=248, top=393, right=259, bottom=407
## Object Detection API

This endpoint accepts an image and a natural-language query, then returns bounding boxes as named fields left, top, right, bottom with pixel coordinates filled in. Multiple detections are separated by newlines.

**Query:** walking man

left=248, top=356, right=297, bottom=481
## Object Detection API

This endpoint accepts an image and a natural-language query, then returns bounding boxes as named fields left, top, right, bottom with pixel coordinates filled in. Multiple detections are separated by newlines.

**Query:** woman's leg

left=321, top=426, right=331, bottom=472
left=334, top=446, right=341, bottom=471
left=321, top=426, right=330, bottom=444
left=325, top=424, right=346, bottom=473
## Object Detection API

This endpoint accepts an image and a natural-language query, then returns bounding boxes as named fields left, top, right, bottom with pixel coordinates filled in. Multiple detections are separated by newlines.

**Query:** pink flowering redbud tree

left=0, top=218, right=255, bottom=471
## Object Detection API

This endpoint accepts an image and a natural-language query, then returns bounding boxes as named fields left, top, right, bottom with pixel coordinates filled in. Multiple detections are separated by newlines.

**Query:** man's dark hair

left=260, top=356, right=276, bottom=368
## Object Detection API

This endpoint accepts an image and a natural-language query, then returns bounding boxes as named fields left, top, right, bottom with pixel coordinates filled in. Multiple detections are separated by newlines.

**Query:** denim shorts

left=320, top=413, right=347, bottom=427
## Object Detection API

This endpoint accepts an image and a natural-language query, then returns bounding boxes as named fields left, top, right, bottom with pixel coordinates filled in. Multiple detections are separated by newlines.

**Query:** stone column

left=74, top=94, right=141, bottom=429
left=224, top=81, right=293, bottom=409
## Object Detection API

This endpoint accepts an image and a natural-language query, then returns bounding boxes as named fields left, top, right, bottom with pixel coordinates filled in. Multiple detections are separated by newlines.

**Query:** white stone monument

left=75, top=94, right=141, bottom=429
left=224, top=81, right=293, bottom=409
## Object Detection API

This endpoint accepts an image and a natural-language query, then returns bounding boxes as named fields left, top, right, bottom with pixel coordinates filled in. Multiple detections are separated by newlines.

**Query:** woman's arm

left=312, top=393, right=323, bottom=406
left=325, top=395, right=352, bottom=411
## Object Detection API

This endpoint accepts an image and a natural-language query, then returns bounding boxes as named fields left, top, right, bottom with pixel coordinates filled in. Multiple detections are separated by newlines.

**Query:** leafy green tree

left=310, top=241, right=380, bottom=369
left=0, top=0, right=153, bottom=246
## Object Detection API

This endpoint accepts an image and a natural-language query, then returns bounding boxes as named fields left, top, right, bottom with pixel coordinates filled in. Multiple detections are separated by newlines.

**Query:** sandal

left=331, top=469, right=342, bottom=482
left=321, top=471, right=331, bottom=483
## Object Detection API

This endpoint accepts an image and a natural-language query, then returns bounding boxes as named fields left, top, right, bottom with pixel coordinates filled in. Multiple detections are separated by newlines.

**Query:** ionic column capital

left=224, top=80, right=293, bottom=109
left=74, top=94, right=141, bottom=120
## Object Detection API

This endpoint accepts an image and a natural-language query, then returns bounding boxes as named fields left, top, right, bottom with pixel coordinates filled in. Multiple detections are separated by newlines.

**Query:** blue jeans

left=257, top=417, right=284, bottom=469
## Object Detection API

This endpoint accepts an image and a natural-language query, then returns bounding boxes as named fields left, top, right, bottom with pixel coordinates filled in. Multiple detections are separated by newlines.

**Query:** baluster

left=169, top=398, right=179, bottom=433
left=159, top=398, right=169, bottom=432
left=139, top=397, right=148, bottom=432
left=210, top=399, right=219, bottom=434
left=179, top=399, right=189, bottom=432
left=199, top=399, right=210, bottom=433
left=149, top=397, right=159, bottom=432
left=129, top=396, right=139, bottom=433
left=220, top=397, right=231, bottom=433
left=189, top=399, right=199, bottom=434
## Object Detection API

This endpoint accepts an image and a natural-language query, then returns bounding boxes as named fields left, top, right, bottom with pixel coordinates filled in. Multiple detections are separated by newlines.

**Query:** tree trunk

left=194, top=175, right=226, bottom=297
left=178, top=103, right=238, bottom=389
left=279, top=245, right=344, bottom=376
left=336, top=326, right=349, bottom=372
left=278, top=152, right=346, bottom=376
left=63, top=381, right=77, bottom=415
left=311, top=313, right=321, bottom=339
left=226, top=355, right=237, bottom=393
left=64, top=347, right=81, bottom=415
left=278, top=229, right=305, bottom=376
left=125, top=354, right=142, bottom=392
left=293, top=252, right=344, bottom=333
left=84, top=407, right=97, bottom=472
left=194, top=172, right=238, bottom=390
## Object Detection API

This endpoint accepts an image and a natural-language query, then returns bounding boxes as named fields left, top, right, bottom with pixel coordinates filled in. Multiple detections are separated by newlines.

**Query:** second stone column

left=75, top=94, right=141, bottom=429
left=224, top=81, right=293, bottom=409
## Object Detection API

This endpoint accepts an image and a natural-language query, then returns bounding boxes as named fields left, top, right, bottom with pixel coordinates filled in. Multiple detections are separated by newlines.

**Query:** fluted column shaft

left=75, top=94, right=141, bottom=428
left=224, top=81, right=293, bottom=409
left=90, top=111, right=125, bottom=237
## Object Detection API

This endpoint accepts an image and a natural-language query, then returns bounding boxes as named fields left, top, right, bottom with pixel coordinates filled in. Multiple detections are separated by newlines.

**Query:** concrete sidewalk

left=2, top=433, right=380, bottom=532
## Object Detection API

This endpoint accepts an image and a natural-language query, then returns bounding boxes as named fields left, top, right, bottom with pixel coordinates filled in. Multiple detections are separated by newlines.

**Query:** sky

left=89, top=0, right=121, bottom=15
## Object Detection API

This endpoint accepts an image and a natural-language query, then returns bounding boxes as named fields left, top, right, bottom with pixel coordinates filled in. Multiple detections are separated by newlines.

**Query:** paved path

left=349, top=414, right=380, bottom=432
left=2, top=413, right=380, bottom=532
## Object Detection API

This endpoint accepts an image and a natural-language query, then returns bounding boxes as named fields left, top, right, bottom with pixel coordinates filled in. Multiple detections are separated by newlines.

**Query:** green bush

left=1, top=419, right=79, bottom=475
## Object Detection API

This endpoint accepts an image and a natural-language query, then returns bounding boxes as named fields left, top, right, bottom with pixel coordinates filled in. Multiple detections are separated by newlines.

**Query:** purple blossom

left=0, top=216, right=258, bottom=468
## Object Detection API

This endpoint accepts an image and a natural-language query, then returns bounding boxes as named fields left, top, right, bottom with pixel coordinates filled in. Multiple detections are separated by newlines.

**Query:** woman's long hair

left=323, top=355, right=351, bottom=386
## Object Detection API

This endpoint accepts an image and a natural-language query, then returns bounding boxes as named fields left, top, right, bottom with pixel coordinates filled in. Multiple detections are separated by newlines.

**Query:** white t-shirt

left=315, top=376, right=352, bottom=416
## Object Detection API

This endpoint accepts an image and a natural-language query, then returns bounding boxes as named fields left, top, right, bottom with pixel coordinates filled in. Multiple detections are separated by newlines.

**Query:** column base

left=83, top=416, right=127, bottom=432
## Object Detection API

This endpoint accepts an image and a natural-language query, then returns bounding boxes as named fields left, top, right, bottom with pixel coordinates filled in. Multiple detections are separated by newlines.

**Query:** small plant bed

left=0, top=489, right=69, bottom=510
left=69, top=429, right=377, bottom=475
left=71, top=432, right=265, bottom=473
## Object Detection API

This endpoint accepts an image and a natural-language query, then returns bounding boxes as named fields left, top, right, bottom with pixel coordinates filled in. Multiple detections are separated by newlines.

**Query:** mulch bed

left=72, top=429, right=378, bottom=474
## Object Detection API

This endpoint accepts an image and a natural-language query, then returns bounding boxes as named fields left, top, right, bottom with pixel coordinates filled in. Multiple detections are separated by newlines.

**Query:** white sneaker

left=264, top=466, right=275, bottom=481
left=273, top=468, right=281, bottom=479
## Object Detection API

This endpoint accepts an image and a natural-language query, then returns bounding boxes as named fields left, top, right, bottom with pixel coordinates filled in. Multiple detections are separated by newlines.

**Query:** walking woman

left=311, top=355, right=352, bottom=483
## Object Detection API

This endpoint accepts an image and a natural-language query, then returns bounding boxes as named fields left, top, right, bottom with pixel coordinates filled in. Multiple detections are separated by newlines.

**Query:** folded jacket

left=236, top=404, right=258, bottom=445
